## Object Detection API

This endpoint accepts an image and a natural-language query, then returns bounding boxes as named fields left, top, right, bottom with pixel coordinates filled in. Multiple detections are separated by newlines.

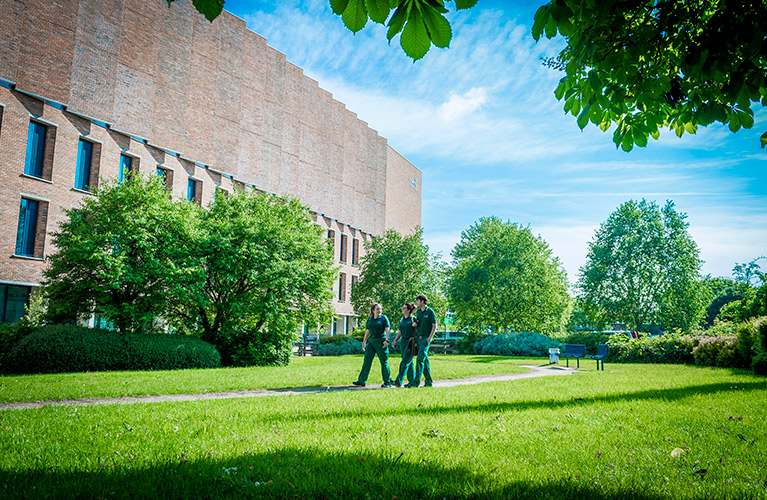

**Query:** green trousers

left=355, top=338, right=391, bottom=384
left=413, top=337, right=432, bottom=386
left=394, top=339, right=415, bottom=386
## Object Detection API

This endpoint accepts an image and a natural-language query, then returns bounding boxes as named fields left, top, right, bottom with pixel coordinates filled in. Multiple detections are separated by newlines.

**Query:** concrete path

left=0, top=364, right=577, bottom=411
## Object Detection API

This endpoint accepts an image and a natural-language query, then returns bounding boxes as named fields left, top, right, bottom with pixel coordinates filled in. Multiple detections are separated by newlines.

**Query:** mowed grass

left=1, top=361, right=766, bottom=499
left=0, top=355, right=530, bottom=403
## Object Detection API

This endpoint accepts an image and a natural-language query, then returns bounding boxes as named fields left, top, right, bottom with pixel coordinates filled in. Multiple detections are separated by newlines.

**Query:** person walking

left=410, top=294, right=437, bottom=388
left=353, top=303, right=393, bottom=388
left=391, top=302, right=417, bottom=387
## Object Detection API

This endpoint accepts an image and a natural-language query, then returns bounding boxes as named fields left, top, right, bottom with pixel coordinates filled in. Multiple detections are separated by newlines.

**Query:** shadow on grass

left=262, top=380, right=767, bottom=424
left=0, top=447, right=671, bottom=500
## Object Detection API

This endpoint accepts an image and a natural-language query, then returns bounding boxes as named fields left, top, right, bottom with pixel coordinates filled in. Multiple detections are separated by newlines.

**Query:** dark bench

left=294, top=334, right=319, bottom=356
left=585, top=343, right=609, bottom=371
left=560, top=344, right=586, bottom=368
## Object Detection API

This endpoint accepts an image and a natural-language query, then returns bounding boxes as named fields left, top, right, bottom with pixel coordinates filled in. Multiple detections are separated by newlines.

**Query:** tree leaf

left=728, top=114, right=741, bottom=133
left=738, top=111, right=754, bottom=129
left=544, top=17, right=557, bottom=38
left=531, top=5, right=550, bottom=41
left=342, top=0, right=369, bottom=33
left=365, top=0, right=391, bottom=24
left=191, top=0, right=224, bottom=22
left=387, top=4, right=408, bottom=41
left=421, top=4, right=452, bottom=48
left=761, top=131, right=767, bottom=149
left=401, top=8, right=431, bottom=60
left=330, top=0, right=351, bottom=15
left=633, top=129, right=648, bottom=147
left=454, top=0, right=478, bottom=9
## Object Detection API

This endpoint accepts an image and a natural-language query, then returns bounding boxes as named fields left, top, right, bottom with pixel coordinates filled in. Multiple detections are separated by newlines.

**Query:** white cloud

left=438, top=88, right=489, bottom=122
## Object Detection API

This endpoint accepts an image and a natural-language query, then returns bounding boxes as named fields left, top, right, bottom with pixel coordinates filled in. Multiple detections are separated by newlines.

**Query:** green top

left=366, top=315, right=390, bottom=339
left=416, top=306, right=437, bottom=338
left=398, top=316, right=416, bottom=339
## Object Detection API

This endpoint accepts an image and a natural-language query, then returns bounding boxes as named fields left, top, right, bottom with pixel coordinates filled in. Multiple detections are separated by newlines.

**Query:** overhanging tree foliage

left=351, top=228, right=445, bottom=324
left=447, top=217, right=571, bottom=333
left=533, top=0, right=767, bottom=151
left=577, top=199, right=707, bottom=331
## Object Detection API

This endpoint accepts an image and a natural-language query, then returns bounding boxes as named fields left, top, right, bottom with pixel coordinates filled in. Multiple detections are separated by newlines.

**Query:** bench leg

left=565, top=357, right=569, bottom=367
left=576, top=357, right=579, bottom=369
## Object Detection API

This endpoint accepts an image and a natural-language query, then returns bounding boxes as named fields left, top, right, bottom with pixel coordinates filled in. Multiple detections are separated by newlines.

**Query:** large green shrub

left=474, top=332, right=561, bottom=357
left=606, top=333, right=695, bottom=364
left=316, top=336, right=363, bottom=356
left=9, top=325, right=220, bottom=374
left=455, top=330, right=484, bottom=355
left=692, top=337, right=739, bottom=367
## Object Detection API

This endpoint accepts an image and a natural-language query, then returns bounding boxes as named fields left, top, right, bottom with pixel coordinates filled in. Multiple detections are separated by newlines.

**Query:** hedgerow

left=9, top=325, right=220, bottom=374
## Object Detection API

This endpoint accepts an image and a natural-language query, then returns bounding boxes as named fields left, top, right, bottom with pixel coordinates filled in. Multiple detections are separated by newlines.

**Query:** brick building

left=0, top=0, right=422, bottom=334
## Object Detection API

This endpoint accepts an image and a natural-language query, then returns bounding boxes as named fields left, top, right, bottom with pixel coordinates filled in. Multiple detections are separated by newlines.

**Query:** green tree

left=577, top=199, right=706, bottom=331
left=44, top=176, right=195, bottom=333
left=701, top=276, right=746, bottom=327
left=717, top=258, right=767, bottom=323
left=351, top=228, right=443, bottom=323
left=533, top=0, right=767, bottom=151
left=447, top=217, right=571, bottom=333
left=170, top=189, right=337, bottom=365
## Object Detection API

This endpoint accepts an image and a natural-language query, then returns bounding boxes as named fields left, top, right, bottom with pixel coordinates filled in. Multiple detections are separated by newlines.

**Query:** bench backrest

left=562, top=344, right=586, bottom=356
left=597, top=344, right=609, bottom=357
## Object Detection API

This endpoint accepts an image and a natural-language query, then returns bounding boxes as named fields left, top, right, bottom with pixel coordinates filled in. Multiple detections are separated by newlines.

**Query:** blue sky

left=222, top=0, right=766, bottom=284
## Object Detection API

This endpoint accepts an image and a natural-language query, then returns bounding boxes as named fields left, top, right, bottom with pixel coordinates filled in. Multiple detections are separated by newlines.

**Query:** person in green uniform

left=411, top=294, right=437, bottom=388
left=353, top=303, right=393, bottom=388
left=390, top=302, right=417, bottom=387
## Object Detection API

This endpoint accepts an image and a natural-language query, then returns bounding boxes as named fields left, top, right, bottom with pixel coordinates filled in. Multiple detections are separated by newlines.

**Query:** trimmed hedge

left=559, top=331, right=611, bottom=354
left=9, top=325, right=221, bottom=374
left=474, top=332, right=561, bottom=357
left=692, top=337, right=739, bottom=367
left=316, top=335, right=362, bottom=356
left=606, top=333, right=695, bottom=364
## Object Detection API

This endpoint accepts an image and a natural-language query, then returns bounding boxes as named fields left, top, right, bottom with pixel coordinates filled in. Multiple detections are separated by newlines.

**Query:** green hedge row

left=691, top=317, right=767, bottom=374
left=8, top=325, right=221, bottom=374
left=473, top=331, right=561, bottom=357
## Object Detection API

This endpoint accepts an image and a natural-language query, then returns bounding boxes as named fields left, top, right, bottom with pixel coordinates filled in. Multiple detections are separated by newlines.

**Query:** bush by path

left=473, top=331, right=561, bottom=356
left=9, top=325, right=220, bottom=374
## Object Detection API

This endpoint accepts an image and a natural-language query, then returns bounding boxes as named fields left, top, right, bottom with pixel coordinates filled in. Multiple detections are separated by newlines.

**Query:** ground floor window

left=0, top=284, right=31, bottom=323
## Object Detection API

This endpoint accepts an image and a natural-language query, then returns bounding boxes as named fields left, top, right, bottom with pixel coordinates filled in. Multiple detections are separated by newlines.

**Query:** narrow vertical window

left=339, top=272, right=347, bottom=301
left=340, top=233, right=348, bottom=263
left=75, top=139, right=93, bottom=191
left=327, top=229, right=335, bottom=255
left=187, top=178, right=197, bottom=202
left=15, top=198, right=39, bottom=257
left=24, top=121, right=47, bottom=178
left=352, top=238, right=359, bottom=265
left=119, top=154, right=132, bottom=183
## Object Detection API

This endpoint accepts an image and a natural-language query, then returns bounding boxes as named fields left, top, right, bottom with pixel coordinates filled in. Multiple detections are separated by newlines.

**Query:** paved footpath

left=0, top=364, right=577, bottom=411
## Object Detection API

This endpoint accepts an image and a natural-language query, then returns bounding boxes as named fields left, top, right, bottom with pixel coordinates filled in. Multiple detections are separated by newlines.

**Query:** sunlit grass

left=0, top=355, right=530, bottom=403
left=1, top=362, right=765, bottom=499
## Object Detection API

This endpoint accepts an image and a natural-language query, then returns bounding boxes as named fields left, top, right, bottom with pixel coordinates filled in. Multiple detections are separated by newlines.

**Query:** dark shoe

left=392, top=381, right=401, bottom=387
left=382, top=383, right=392, bottom=388
left=352, top=381, right=366, bottom=387
left=423, top=383, right=433, bottom=387
left=404, top=383, right=416, bottom=388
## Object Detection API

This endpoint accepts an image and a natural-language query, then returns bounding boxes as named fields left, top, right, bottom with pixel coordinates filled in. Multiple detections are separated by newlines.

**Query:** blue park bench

left=585, top=343, right=609, bottom=371
left=560, top=344, right=586, bottom=368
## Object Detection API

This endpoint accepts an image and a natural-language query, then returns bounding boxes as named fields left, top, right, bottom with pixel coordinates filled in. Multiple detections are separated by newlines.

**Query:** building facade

left=0, top=0, right=422, bottom=333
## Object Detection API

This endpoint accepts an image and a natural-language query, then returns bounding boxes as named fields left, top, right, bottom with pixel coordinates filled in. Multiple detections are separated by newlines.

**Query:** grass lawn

left=0, top=355, right=529, bottom=403
left=1, top=358, right=766, bottom=499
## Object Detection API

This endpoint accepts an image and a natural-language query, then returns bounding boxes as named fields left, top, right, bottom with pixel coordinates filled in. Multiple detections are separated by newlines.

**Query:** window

left=119, top=154, right=133, bottom=183
left=0, top=284, right=32, bottom=323
left=15, top=198, right=39, bottom=257
left=327, top=229, right=335, bottom=255
left=352, top=238, right=359, bottom=265
left=187, top=178, right=198, bottom=202
left=75, top=139, right=93, bottom=190
left=351, top=274, right=358, bottom=290
left=340, top=233, right=348, bottom=263
left=156, top=166, right=172, bottom=190
left=339, top=272, right=347, bottom=301
left=24, top=121, right=47, bottom=178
